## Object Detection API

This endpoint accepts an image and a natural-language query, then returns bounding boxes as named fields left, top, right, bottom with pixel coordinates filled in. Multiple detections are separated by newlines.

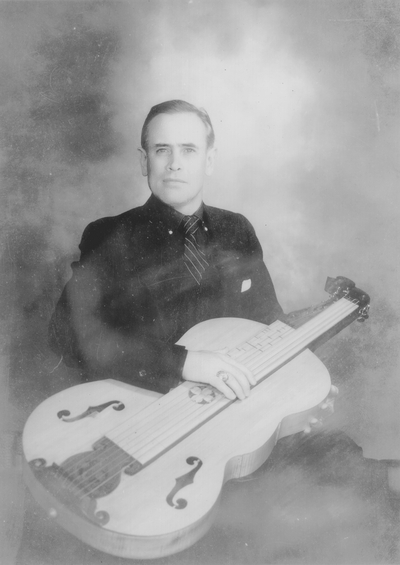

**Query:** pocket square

left=241, top=279, right=252, bottom=292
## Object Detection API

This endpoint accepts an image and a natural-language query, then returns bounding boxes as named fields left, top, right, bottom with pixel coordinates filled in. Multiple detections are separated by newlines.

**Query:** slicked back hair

left=141, top=100, right=215, bottom=151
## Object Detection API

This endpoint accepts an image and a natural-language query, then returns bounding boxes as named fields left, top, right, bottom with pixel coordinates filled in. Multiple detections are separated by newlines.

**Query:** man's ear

left=205, top=147, right=217, bottom=176
left=138, top=148, right=148, bottom=177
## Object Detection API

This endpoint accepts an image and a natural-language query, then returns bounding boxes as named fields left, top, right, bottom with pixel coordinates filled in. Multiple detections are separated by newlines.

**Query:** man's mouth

left=163, top=178, right=187, bottom=183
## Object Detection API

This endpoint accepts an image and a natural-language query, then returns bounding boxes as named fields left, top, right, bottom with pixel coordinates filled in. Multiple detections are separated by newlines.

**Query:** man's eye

left=184, top=148, right=195, bottom=153
left=156, top=148, right=168, bottom=154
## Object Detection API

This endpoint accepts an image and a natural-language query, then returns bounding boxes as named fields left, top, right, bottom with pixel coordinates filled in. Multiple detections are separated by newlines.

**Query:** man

left=49, top=100, right=284, bottom=400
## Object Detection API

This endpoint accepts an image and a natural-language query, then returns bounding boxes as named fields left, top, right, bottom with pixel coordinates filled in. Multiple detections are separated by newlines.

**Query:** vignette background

left=0, top=1, right=399, bottom=564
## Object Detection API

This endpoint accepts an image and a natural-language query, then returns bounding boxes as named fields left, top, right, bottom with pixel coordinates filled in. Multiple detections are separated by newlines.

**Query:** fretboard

left=105, top=296, right=359, bottom=466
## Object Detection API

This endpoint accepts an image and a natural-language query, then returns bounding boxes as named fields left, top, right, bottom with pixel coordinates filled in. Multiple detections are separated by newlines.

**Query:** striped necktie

left=182, top=215, right=209, bottom=285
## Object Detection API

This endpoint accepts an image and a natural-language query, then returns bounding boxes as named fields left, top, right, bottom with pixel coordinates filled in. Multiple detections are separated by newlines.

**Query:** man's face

left=139, top=112, right=215, bottom=214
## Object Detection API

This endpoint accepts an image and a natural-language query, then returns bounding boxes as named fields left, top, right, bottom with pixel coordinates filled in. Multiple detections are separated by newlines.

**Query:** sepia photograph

left=0, top=1, right=399, bottom=564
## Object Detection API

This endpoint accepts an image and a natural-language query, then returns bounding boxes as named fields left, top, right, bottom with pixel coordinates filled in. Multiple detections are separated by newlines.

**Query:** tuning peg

left=320, top=385, right=339, bottom=410
left=303, top=416, right=323, bottom=434
left=329, top=385, right=339, bottom=396
left=357, top=303, right=370, bottom=322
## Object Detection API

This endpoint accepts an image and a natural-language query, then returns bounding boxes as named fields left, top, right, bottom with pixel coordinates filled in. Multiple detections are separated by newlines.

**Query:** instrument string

left=102, top=322, right=293, bottom=462
left=62, top=317, right=293, bottom=490
left=239, top=299, right=352, bottom=373
left=76, top=320, right=294, bottom=497
left=64, top=299, right=355, bottom=496
left=57, top=386, right=193, bottom=491
left=61, top=386, right=226, bottom=496
left=76, top=316, right=341, bottom=496
left=126, top=325, right=297, bottom=462
left=56, top=385, right=192, bottom=487
left=248, top=299, right=357, bottom=378
left=254, top=300, right=349, bottom=367
left=73, top=394, right=229, bottom=500
left=84, top=383, right=230, bottom=484
left=123, top=318, right=302, bottom=460
left=132, top=395, right=231, bottom=462
left=63, top=297, right=358, bottom=499
left=65, top=299, right=355, bottom=497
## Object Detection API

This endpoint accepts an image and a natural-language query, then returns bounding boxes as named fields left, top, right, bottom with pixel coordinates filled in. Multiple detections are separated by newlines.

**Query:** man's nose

left=167, top=150, right=181, bottom=171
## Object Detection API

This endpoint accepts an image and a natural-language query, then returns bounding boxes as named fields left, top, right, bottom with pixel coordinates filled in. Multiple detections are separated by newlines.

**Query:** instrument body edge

left=23, top=317, right=332, bottom=559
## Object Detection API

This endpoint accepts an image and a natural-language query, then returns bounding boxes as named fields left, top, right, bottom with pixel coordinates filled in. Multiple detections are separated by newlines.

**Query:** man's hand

left=182, top=350, right=256, bottom=400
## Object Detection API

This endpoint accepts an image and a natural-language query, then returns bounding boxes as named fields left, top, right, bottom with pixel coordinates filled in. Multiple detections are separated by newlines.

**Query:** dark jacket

left=49, top=195, right=283, bottom=393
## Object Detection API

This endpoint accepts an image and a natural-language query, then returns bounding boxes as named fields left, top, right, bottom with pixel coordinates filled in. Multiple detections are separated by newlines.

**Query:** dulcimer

left=23, top=276, right=369, bottom=559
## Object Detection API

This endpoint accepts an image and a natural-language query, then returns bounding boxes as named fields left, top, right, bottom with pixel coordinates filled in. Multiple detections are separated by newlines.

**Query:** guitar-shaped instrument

left=23, top=276, right=369, bottom=559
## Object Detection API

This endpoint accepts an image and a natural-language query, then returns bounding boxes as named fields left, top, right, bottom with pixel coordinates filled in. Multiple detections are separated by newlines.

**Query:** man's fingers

left=226, top=356, right=256, bottom=386
left=212, top=378, right=238, bottom=400
left=213, top=373, right=247, bottom=400
left=213, top=367, right=250, bottom=399
left=213, top=350, right=255, bottom=386
left=212, top=354, right=255, bottom=399
left=224, top=366, right=251, bottom=397
left=182, top=350, right=254, bottom=400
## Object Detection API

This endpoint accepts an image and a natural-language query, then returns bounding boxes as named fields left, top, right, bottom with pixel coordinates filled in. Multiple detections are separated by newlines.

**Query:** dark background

left=0, top=1, right=399, bottom=564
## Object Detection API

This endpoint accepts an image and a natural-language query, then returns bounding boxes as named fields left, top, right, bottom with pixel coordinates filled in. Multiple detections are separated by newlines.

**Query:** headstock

left=324, top=276, right=370, bottom=322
